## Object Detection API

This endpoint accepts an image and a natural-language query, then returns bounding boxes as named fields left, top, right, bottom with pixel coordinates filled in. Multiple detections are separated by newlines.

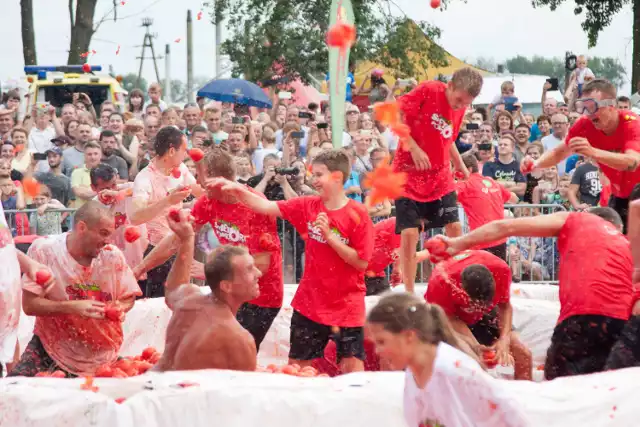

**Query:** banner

left=328, top=0, right=355, bottom=148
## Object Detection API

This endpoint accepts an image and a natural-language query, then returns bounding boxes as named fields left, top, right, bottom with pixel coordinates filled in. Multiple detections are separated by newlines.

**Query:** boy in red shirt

left=135, top=149, right=283, bottom=350
left=425, top=249, right=531, bottom=380
left=365, top=217, right=431, bottom=295
left=210, top=150, right=374, bottom=373
left=456, top=154, right=518, bottom=261
left=433, top=207, right=633, bottom=380
left=522, top=79, right=640, bottom=231
left=393, top=68, right=483, bottom=293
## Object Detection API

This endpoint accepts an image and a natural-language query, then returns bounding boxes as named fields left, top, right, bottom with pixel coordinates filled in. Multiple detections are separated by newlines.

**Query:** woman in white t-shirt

left=367, top=293, right=530, bottom=427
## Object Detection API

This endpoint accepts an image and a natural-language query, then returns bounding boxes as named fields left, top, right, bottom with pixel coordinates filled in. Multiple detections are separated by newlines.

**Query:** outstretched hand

left=167, top=209, right=195, bottom=239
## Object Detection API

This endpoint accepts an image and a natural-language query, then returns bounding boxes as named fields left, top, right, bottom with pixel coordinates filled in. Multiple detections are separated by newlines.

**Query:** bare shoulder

left=204, top=319, right=257, bottom=371
left=167, top=284, right=204, bottom=309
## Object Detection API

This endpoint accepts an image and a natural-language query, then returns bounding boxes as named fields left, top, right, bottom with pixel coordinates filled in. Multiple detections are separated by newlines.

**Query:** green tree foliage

left=206, top=0, right=449, bottom=84
left=505, top=55, right=626, bottom=89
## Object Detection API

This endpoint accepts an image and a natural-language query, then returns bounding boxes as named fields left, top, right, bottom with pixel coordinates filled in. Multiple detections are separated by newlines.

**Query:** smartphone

left=298, top=112, right=312, bottom=119
left=478, top=143, right=493, bottom=151
left=231, top=116, right=244, bottom=124
left=466, top=123, right=479, bottom=130
left=278, top=91, right=292, bottom=100
left=33, top=152, right=47, bottom=161
left=291, top=131, right=305, bottom=139
left=546, top=78, right=559, bottom=91
left=317, top=122, right=329, bottom=129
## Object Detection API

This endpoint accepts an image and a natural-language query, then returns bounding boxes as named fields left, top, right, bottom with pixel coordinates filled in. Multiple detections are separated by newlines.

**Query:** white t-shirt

left=403, top=343, right=529, bottom=427
left=29, top=126, right=56, bottom=173
left=143, top=99, right=168, bottom=112
left=275, top=126, right=309, bottom=151
left=383, top=128, right=400, bottom=151
left=541, top=134, right=567, bottom=175
left=0, top=202, right=22, bottom=363
left=132, top=161, right=196, bottom=246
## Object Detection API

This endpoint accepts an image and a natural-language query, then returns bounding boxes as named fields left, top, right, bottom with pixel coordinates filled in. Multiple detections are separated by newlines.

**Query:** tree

left=120, top=73, right=148, bottom=93
left=208, top=0, right=449, bottom=84
left=505, top=55, right=627, bottom=90
left=20, top=0, right=37, bottom=65
left=532, top=0, right=638, bottom=90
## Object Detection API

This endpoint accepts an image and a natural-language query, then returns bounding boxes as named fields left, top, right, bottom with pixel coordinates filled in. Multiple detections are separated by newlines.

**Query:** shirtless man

left=155, top=209, right=259, bottom=372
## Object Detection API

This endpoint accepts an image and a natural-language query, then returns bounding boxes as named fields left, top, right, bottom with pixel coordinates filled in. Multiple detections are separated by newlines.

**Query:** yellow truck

left=22, top=65, right=127, bottom=115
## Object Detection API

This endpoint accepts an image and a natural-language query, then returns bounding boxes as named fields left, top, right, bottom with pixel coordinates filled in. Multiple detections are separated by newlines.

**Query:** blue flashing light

left=24, top=65, right=103, bottom=74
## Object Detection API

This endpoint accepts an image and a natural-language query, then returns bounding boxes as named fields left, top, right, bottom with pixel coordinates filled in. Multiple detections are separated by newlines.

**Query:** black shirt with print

left=571, top=162, right=601, bottom=206
left=482, top=159, right=526, bottom=185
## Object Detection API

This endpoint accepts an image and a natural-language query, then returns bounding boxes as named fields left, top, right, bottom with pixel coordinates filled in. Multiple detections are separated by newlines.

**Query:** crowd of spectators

left=0, top=56, right=634, bottom=282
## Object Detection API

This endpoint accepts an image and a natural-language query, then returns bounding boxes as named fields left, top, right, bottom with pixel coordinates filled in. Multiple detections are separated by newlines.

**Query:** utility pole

left=187, top=10, right=194, bottom=103
left=165, top=44, right=172, bottom=103
left=136, top=17, right=163, bottom=86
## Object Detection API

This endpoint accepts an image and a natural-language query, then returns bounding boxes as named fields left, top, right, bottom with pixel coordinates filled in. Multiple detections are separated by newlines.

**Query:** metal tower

left=136, top=17, right=163, bottom=86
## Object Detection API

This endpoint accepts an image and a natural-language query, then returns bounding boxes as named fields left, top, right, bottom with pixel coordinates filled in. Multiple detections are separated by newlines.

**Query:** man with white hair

left=541, top=113, right=570, bottom=175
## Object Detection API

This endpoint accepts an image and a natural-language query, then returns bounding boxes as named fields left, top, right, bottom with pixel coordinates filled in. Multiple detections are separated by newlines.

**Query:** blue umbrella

left=196, top=78, right=272, bottom=109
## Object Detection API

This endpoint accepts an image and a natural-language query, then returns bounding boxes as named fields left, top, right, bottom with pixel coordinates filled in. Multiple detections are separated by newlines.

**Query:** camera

left=275, top=167, right=300, bottom=176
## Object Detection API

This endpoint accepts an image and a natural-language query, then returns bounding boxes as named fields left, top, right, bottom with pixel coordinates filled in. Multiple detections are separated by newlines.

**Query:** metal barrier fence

left=5, top=203, right=565, bottom=284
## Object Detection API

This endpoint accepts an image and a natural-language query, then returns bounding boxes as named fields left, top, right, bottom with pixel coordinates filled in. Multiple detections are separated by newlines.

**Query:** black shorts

left=236, top=303, right=280, bottom=351
left=609, top=196, right=629, bottom=233
left=365, top=276, right=389, bottom=296
left=142, top=244, right=177, bottom=298
left=483, top=243, right=507, bottom=262
left=605, top=315, right=640, bottom=370
left=9, top=335, right=75, bottom=378
left=395, top=192, right=459, bottom=233
left=469, top=308, right=501, bottom=347
left=289, top=310, right=365, bottom=361
left=545, top=314, right=626, bottom=380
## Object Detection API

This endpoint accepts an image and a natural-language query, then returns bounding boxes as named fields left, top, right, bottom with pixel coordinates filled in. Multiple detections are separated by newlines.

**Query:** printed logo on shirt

left=453, top=251, right=471, bottom=261
left=494, top=169, right=517, bottom=182
left=431, top=114, right=453, bottom=139
left=114, top=212, right=127, bottom=229
left=306, top=222, right=349, bottom=245
left=482, top=179, right=493, bottom=188
left=214, top=220, right=246, bottom=243
left=66, top=283, right=111, bottom=302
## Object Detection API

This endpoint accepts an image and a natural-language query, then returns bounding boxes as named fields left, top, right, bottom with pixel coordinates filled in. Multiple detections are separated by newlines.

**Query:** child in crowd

left=487, top=81, right=517, bottom=112
left=341, top=146, right=363, bottom=203
left=572, top=55, right=595, bottom=97
left=542, top=175, right=572, bottom=211
left=30, top=185, right=64, bottom=236
left=235, top=153, right=254, bottom=184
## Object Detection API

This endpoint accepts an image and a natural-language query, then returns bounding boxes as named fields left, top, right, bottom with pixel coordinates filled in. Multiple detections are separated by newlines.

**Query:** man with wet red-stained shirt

left=436, top=206, right=633, bottom=380
left=154, top=210, right=259, bottom=372
left=456, top=154, right=518, bottom=261
left=392, top=68, right=483, bottom=293
left=425, top=249, right=532, bottom=380
left=9, top=202, right=141, bottom=377
left=522, top=79, right=640, bottom=232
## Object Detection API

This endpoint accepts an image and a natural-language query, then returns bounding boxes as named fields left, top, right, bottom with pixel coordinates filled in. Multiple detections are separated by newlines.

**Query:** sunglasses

left=575, top=98, right=616, bottom=115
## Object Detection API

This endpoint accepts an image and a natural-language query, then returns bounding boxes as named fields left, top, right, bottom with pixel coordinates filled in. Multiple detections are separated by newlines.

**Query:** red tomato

left=95, top=365, right=114, bottom=377
left=82, top=63, right=91, bottom=73
left=141, top=347, right=157, bottom=361
left=115, top=397, right=127, bottom=404
left=281, top=365, right=299, bottom=375
left=171, top=168, right=181, bottom=179
left=425, top=236, right=449, bottom=260
left=35, top=270, right=51, bottom=286
left=188, top=148, right=205, bottom=162
left=112, top=368, right=128, bottom=378
left=430, top=0, right=441, bottom=8
left=50, top=370, right=66, bottom=378
left=168, top=208, right=181, bottom=223
left=105, top=306, right=123, bottom=322
left=483, top=350, right=498, bottom=368
left=124, top=226, right=141, bottom=243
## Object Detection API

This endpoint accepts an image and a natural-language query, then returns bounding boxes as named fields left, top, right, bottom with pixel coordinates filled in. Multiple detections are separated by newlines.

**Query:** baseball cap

left=45, top=146, right=63, bottom=156
left=51, top=136, right=72, bottom=146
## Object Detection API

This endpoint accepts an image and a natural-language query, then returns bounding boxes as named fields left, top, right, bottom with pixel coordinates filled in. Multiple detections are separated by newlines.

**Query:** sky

left=1, top=0, right=635, bottom=92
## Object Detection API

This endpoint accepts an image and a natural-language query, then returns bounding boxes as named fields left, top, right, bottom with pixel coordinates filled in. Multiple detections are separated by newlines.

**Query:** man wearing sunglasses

left=521, top=79, right=640, bottom=230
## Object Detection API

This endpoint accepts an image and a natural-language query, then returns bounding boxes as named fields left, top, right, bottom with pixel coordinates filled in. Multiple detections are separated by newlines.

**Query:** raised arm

left=442, top=212, right=570, bottom=256
left=164, top=210, right=198, bottom=309
left=528, top=143, right=572, bottom=172
left=207, top=177, right=282, bottom=217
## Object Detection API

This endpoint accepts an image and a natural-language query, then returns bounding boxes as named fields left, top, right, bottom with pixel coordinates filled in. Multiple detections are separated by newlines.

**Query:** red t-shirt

left=277, top=196, right=374, bottom=327
left=599, top=184, right=611, bottom=207
left=566, top=111, right=640, bottom=198
left=392, top=80, right=466, bottom=202
left=191, top=190, right=283, bottom=308
left=556, top=212, right=633, bottom=323
left=366, top=218, right=402, bottom=277
left=456, top=173, right=511, bottom=249
left=425, top=250, right=511, bottom=325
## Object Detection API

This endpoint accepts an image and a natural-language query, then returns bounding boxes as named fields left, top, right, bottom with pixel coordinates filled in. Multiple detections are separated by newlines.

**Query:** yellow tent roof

left=322, top=20, right=494, bottom=92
